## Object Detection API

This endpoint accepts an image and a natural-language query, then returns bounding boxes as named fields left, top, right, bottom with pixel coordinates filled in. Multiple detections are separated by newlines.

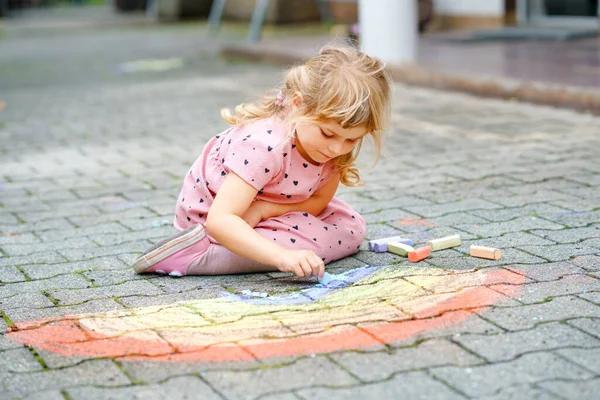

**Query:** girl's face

left=294, top=119, right=367, bottom=165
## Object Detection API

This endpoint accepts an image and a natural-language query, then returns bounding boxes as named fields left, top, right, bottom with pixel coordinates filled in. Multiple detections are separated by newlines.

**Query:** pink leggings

left=187, top=197, right=366, bottom=275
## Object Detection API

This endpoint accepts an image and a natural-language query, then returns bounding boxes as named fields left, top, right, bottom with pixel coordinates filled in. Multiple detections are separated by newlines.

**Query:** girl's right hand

left=277, top=249, right=325, bottom=280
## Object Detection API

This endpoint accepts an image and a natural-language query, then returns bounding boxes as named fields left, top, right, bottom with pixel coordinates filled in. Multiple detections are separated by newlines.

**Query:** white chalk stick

left=387, top=242, right=414, bottom=257
left=470, top=245, right=501, bottom=260
left=426, top=234, right=461, bottom=251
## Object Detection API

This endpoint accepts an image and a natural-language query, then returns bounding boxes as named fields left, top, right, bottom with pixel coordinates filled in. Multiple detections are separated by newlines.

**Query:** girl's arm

left=206, top=172, right=325, bottom=278
left=248, top=173, right=340, bottom=224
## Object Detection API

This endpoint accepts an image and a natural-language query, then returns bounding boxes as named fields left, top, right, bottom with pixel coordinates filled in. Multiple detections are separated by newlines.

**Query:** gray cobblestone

left=0, top=265, right=27, bottom=282
left=296, top=371, right=465, bottom=400
left=330, top=338, right=482, bottom=382
left=47, top=279, right=164, bottom=304
left=21, top=256, right=128, bottom=280
left=1, top=359, right=131, bottom=397
left=0, top=251, right=67, bottom=268
left=202, top=357, right=357, bottom=399
left=430, top=352, right=593, bottom=397
left=475, top=384, right=562, bottom=400
left=0, top=274, right=89, bottom=297
left=0, top=347, right=44, bottom=373
left=66, top=376, right=223, bottom=400
left=539, top=378, right=600, bottom=400
left=36, top=222, right=129, bottom=241
left=403, top=199, right=503, bottom=218
left=554, top=347, right=600, bottom=374
left=453, top=321, right=600, bottom=362
left=4, top=298, right=124, bottom=324
left=490, top=274, right=600, bottom=304
left=468, top=204, right=567, bottom=223
left=532, top=225, right=600, bottom=244
left=505, top=262, right=588, bottom=282
left=1, top=237, right=99, bottom=257
left=456, top=216, right=565, bottom=238
left=57, top=239, right=152, bottom=262
left=477, top=296, right=600, bottom=330
left=518, top=244, right=599, bottom=262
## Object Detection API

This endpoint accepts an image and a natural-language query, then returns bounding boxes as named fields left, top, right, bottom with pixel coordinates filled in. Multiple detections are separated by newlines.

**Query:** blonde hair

left=221, top=43, right=392, bottom=186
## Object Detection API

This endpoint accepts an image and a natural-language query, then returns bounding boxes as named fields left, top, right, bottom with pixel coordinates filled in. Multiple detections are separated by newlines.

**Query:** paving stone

left=539, top=378, right=600, bottom=400
left=66, top=375, right=222, bottom=400
left=330, top=338, right=481, bottom=382
left=490, top=275, right=600, bottom=304
left=467, top=232, right=556, bottom=248
left=36, top=222, right=129, bottom=241
left=0, top=251, right=67, bottom=268
left=426, top=248, right=546, bottom=271
left=1, top=218, right=76, bottom=234
left=456, top=216, right=565, bottom=238
left=570, top=255, right=600, bottom=271
left=0, top=265, right=27, bottom=282
left=469, top=204, right=567, bottom=223
left=0, top=274, right=89, bottom=297
left=84, top=268, right=147, bottom=286
left=404, top=268, right=528, bottom=294
left=362, top=208, right=420, bottom=224
left=1, top=359, right=131, bottom=397
left=295, top=371, right=465, bottom=400
left=47, top=279, right=164, bottom=304
left=0, top=347, right=44, bottom=372
left=22, top=389, right=67, bottom=400
left=518, top=244, right=598, bottom=262
left=402, top=199, right=503, bottom=218
left=505, top=262, right=588, bottom=282
left=21, top=256, right=128, bottom=279
left=57, top=239, right=153, bottom=262
left=474, top=383, right=562, bottom=400
left=578, top=292, right=600, bottom=305
left=541, top=210, right=600, bottom=228
left=202, top=357, right=356, bottom=399
left=1, top=236, right=99, bottom=257
left=430, top=352, right=593, bottom=397
left=5, top=298, right=125, bottom=324
left=0, top=232, right=41, bottom=246
left=0, top=333, right=23, bottom=351
left=554, top=347, right=600, bottom=374
left=531, top=226, right=600, bottom=244
left=476, top=296, right=600, bottom=330
left=0, top=291, right=55, bottom=310
left=454, top=321, right=600, bottom=362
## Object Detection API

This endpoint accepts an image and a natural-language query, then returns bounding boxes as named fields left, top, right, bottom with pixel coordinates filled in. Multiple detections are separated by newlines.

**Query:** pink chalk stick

left=408, top=246, right=431, bottom=263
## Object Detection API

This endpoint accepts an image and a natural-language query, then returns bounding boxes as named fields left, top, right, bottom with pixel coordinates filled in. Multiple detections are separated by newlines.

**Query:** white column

left=358, top=0, right=417, bottom=64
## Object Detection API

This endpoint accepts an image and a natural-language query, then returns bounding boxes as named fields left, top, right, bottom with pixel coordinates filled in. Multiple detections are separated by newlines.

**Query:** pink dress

left=173, top=117, right=365, bottom=267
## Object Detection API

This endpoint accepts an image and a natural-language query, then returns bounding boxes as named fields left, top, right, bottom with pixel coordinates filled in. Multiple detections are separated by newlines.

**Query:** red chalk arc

left=7, top=268, right=524, bottom=362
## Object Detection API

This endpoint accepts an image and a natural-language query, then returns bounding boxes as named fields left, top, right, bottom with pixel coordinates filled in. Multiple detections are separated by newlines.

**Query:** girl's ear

left=291, top=92, right=303, bottom=107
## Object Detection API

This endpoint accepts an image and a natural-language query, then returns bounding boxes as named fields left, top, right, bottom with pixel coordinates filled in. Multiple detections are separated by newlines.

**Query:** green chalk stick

left=426, top=234, right=461, bottom=251
left=388, top=241, right=414, bottom=257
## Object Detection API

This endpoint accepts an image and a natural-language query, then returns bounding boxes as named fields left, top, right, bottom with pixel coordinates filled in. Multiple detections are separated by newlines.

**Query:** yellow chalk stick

left=470, top=245, right=501, bottom=260
left=387, top=242, right=414, bottom=257
left=426, top=234, right=461, bottom=251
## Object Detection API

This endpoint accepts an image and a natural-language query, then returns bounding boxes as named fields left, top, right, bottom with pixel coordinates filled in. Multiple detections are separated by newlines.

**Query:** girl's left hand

left=241, top=200, right=272, bottom=228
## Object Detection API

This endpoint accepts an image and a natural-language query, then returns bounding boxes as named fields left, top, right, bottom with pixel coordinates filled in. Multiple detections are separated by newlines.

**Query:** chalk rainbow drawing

left=7, top=265, right=523, bottom=362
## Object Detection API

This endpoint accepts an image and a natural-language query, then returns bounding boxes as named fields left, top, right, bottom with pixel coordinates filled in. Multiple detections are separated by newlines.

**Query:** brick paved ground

left=1, top=6, right=600, bottom=400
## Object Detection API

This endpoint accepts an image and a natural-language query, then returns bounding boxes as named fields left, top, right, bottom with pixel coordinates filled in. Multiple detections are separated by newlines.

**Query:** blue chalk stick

left=368, top=236, right=413, bottom=252
left=318, top=272, right=333, bottom=285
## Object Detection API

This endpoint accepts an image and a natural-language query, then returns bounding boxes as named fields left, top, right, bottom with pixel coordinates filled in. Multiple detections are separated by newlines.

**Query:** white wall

left=434, top=0, right=505, bottom=16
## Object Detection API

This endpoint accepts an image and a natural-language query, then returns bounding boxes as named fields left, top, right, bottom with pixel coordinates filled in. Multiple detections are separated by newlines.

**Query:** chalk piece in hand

left=470, top=245, right=501, bottom=260
left=408, top=246, right=431, bottom=263
left=369, top=236, right=413, bottom=252
left=387, top=241, right=414, bottom=257
left=318, top=272, right=333, bottom=285
left=426, top=234, right=461, bottom=251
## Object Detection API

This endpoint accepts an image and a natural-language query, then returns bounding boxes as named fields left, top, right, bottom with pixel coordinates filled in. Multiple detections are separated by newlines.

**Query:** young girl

left=132, top=44, right=391, bottom=279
